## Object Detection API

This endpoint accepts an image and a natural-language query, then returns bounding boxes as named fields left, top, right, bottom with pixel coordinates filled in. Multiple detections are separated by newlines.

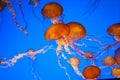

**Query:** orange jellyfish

left=114, top=47, right=120, bottom=65
left=95, top=23, right=120, bottom=58
left=44, top=23, right=71, bottom=55
left=68, top=57, right=84, bottom=78
left=41, top=2, right=63, bottom=24
left=0, top=0, right=7, bottom=12
left=67, top=22, right=86, bottom=56
left=111, top=68, right=120, bottom=78
left=82, top=65, right=101, bottom=80
left=102, top=56, right=116, bottom=67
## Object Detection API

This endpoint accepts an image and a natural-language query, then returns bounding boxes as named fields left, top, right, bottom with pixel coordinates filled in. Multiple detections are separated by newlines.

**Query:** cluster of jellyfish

left=0, top=1, right=120, bottom=80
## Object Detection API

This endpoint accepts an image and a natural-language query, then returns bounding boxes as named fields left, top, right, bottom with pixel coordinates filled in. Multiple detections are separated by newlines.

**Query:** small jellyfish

left=84, top=52, right=94, bottom=60
left=0, top=0, right=7, bottom=12
left=114, top=47, right=120, bottom=65
left=102, top=56, right=116, bottom=66
left=111, top=68, right=120, bottom=78
left=41, top=2, right=63, bottom=24
left=68, top=57, right=83, bottom=78
left=82, top=65, right=101, bottom=80
left=29, top=0, right=39, bottom=7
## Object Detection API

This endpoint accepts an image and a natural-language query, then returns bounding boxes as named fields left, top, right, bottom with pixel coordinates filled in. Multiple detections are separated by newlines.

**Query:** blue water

left=0, top=0, right=120, bottom=80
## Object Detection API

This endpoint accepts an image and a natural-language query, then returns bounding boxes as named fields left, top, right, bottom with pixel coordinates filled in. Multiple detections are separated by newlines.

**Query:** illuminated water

left=0, top=0, right=120, bottom=80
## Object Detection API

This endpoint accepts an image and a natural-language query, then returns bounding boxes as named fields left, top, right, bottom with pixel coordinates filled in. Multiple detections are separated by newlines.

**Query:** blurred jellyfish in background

left=29, top=0, right=39, bottom=7
left=41, top=2, right=63, bottom=24
left=0, top=0, right=28, bottom=34
left=0, top=0, right=7, bottom=12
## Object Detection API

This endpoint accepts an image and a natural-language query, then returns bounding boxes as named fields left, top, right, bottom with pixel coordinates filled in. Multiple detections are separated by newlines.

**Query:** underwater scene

left=0, top=0, right=120, bottom=80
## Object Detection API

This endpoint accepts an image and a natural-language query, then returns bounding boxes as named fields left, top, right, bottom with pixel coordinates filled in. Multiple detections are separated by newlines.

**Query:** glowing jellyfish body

left=82, top=65, right=101, bottom=79
left=67, top=22, right=86, bottom=56
left=0, top=0, right=6, bottom=12
left=102, top=56, right=116, bottom=66
left=68, top=57, right=83, bottom=78
left=111, top=68, right=120, bottom=78
left=67, top=22, right=86, bottom=40
left=44, top=23, right=70, bottom=54
left=41, top=2, right=63, bottom=24
left=114, top=47, right=120, bottom=65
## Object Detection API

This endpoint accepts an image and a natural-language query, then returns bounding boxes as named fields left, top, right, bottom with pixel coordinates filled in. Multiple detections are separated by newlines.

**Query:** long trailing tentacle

left=16, top=0, right=28, bottom=30
left=95, top=41, right=120, bottom=59
left=4, top=0, right=28, bottom=34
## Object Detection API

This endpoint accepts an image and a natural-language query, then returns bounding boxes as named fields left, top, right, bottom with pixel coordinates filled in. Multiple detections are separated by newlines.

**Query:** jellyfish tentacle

left=4, top=0, right=28, bottom=34
left=72, top=66, right=85, bottom=79
left=95, top=41, right=120, bottom=59
left=0, top=53, right=26, bottom=68
left=57, top=54, right=71, bottom=80
left=16, top=0, right=28, bottom=30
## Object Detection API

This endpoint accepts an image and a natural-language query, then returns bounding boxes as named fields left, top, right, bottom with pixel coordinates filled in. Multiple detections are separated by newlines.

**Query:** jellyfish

left=44, top=23, right=70, bottom=55
left=0, top=0, right=7, bottom=12
left=102, top=56, right=116, bottom=67
left=1, top=0, right=28, bottom=34
left=114, top=47, right=120, bottom=65
left=29, top=0, right=39, bottom=7
left=68, top=57, right=84, bottom=78
left=111, top=68, right=120, bottom=78
left=67, top=22, right=86, bottom=56
left=83, top=52, right=96, bottom=65
left=41, top=2, right=63, bottom=24
left=95, top=23, right=120, bottom=58
left=82, top=65, right=101, bottom=80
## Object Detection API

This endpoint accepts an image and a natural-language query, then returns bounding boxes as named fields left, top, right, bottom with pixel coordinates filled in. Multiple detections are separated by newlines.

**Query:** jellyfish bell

left=68, top=57, right=83, bottom=77
left=111, top=68, right=120, bottom=78
left=44, top=23, right=69, bottom=41
left=67, top=22, right=86, bottom=40
left=102, top=56, right=116, bottom=67
left=82, top=65, right=101, bottom=80
left=41, top=2, right=63, bottom=24
left=44, top=23, right=70, bottom=54
left=114, top=47, right=120, bottom=65
left=0, top=0, right=7, bottom=12
left=107, top=23, right=120, bottom=41
left=68, top=57, right=80, bottom=68
left=66, top=22, right=86, bottom=56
